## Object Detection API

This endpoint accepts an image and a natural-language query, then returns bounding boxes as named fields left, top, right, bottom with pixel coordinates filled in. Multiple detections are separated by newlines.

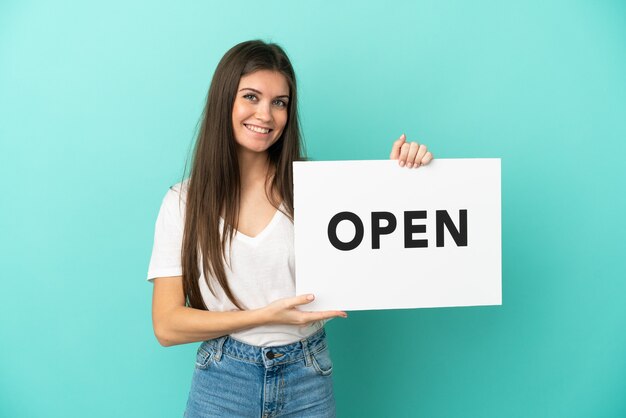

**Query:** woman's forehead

left=237, top=70, right=290, bottom=96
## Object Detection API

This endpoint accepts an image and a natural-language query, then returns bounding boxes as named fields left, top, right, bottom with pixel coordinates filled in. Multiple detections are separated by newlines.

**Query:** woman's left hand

left=390, top=134, right=433, bottom=168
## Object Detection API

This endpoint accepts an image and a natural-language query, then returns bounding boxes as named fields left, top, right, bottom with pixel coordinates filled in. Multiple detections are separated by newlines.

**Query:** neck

left=237, top=148, right=271, bottom=189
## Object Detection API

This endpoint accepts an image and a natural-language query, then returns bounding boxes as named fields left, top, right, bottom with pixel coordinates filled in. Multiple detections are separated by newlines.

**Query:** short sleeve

left=146, top=183, right=186, bottom=281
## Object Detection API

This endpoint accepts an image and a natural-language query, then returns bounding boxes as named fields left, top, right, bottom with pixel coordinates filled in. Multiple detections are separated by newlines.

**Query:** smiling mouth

left=244, top=124, right=272, bottom=134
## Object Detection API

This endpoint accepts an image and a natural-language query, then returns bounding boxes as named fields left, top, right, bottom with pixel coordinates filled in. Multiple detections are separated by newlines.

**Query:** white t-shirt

left=147, top=181, right=322, bottom=346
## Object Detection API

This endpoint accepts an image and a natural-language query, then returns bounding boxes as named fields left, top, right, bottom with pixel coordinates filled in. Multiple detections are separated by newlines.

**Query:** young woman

left=147, top=40, right=433, bottom=417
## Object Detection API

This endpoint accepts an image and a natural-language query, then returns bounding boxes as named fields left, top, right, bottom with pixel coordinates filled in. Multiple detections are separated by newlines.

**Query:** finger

left=398, top=142, right=411, bottom=167
left=389, top=134, right=406, bottom=160
left=405, top=142, right=419, bottom=168
left=301, top=310, right=348, bottom=323
left=414, top=144, right=428, bottom=168
left=319, top=310, right=347, bottom=319
left=421, top=151, right=433, bottom=165
left=287, top=294, right=316, bottom=308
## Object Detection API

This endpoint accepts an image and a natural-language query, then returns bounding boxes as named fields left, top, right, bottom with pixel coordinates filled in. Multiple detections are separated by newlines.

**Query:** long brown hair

left=181, top=40, right=303, bottom=310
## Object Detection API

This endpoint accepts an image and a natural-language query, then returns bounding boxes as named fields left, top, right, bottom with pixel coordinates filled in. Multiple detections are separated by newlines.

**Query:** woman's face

left=232, top=69, right=290, bottom=155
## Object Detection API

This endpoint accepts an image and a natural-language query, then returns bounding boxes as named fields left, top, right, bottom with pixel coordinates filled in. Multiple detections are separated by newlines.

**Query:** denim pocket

left=195, top=343, right=213, bottom=370
left=311, top=345, right=333, bottom=376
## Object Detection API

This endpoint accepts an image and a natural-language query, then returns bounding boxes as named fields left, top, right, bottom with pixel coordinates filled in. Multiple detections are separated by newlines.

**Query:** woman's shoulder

left=168, top=179, right=189, bottom=198
left=160, top=179, right=189, bottom=214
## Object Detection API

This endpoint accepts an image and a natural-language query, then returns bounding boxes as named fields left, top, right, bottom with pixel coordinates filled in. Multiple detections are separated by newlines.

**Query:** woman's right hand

left=152, top=277, right=347, bottom=346
left=259, top=294, right=348, bottom=326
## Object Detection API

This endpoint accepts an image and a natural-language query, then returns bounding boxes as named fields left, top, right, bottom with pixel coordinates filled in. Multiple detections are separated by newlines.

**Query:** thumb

left=390, top=133, right=406, bottom=160
left=289, top=294, right=315, bottom=308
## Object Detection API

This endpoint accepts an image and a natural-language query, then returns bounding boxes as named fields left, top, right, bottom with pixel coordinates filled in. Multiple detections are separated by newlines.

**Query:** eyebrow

left=239, top=87, right=290, bottom=99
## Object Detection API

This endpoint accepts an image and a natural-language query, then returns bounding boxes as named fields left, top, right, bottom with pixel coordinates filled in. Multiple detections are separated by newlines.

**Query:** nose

left=254, top=102, right=272, bottom=122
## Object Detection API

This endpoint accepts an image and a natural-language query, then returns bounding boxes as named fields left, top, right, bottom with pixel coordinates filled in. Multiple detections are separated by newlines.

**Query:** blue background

left=1, top=1, right=625, bottom=417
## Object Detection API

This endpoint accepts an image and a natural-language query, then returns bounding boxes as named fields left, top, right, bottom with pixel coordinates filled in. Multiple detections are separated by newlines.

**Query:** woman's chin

left=236, top=138, right=278, bottom=155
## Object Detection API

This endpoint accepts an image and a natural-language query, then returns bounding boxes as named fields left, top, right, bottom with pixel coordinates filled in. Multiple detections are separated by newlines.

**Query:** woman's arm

left=152, top=276, right=346, bottom=347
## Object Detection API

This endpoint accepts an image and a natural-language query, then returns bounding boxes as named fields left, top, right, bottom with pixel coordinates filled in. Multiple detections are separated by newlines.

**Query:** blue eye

left=273, top=99, right=287, bottom=108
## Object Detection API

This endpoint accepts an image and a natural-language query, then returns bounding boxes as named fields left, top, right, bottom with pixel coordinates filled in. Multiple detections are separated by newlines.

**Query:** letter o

left=327, top=212, right=364, bottom=251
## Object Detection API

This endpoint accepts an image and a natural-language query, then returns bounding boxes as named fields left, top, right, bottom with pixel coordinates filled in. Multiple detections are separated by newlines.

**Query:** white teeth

left=245, top=124, right=270, bottom=134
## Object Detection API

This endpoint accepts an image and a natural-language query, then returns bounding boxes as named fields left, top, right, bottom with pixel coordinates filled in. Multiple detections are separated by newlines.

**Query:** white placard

left=293, top=159, right=501, bottom=311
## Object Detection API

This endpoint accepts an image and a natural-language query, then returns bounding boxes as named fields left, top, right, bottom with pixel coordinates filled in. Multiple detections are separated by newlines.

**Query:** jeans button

left=266, top=351, right=275, bottom=360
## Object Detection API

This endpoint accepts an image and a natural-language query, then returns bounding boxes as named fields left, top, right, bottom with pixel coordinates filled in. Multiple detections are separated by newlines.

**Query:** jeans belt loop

left=301, top=337, right=312, bottom=367
left=214, top=336, right=226, bottom=361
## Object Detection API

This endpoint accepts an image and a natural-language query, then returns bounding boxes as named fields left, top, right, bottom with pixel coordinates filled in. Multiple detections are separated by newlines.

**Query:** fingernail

left=407, top=163, right=413, bottom=168
left=399, top=160, right=405, bottom=167
left=307, top=294, right=315, bottom=301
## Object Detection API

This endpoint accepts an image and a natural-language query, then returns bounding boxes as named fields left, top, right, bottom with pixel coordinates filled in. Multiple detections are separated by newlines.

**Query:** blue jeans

left=184, top=328, right=336, bottom=418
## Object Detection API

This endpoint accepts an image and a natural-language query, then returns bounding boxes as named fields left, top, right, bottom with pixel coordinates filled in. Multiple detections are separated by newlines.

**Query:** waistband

left=198, top=327, right=327, bottom=369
